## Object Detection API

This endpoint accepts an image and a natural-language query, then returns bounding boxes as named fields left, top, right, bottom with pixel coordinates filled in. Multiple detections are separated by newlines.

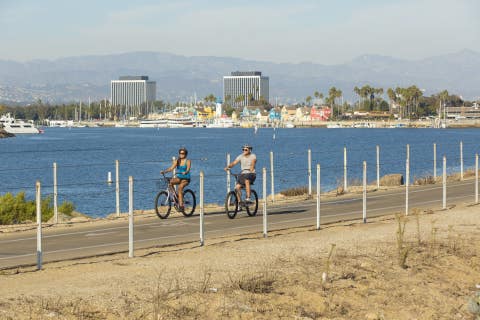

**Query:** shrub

left=58, top=201, right=75, bottom=216
left=280, top=186, right=308, bottom=197
left=0, top=192, right=75, bottom=224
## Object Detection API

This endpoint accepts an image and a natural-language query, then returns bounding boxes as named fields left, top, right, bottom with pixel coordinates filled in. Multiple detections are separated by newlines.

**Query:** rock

left=379, top=174, right=404, bottom=186
left=365, top=312, right=381, bottom=320
left=0, top=128, right=15, bottom=138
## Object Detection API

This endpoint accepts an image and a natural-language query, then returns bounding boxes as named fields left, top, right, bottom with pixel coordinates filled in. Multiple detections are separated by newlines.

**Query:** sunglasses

left=179, top=152, right=186, bottom=155
left=242, top=148, right=249, bottom=151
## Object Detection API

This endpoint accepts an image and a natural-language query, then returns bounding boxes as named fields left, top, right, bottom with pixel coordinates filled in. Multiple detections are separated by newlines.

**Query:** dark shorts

left=238, top=173, right=256, bottom=186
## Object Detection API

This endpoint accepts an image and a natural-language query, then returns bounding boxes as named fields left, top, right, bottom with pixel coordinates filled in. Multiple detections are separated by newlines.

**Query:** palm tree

left=306, top=96, right=312, bottom=106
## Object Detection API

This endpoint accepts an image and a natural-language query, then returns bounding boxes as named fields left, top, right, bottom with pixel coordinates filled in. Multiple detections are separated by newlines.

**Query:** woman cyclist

left=161, top=147, right=191, bottom=211
left=224, top=144, right=256, bottom=202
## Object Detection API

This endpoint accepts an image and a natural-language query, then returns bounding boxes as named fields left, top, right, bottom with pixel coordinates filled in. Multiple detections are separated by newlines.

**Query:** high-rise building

left=110, top=76, right=156, bottom=107
left=223, top=71, right=269, bottom=107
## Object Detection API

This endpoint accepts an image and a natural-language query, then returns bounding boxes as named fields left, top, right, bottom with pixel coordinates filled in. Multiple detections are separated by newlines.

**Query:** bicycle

left=155, top=172, right=196, bottom=219
left=225, top=172, right=259, bottom=219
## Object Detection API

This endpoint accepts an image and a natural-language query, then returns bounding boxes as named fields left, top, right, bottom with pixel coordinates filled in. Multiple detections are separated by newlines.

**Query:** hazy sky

left=0, top=0, right=479, bottom=64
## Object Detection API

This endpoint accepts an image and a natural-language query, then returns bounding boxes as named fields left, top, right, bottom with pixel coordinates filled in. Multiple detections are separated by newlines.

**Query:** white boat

left=139, top=119, right=168, bottom=128
left=327, top=123, right=342, bottom=128
left=284, top=122, right=295, bottom=128
left=167, top=117, right=195, bottom=128
left=206, top=118, right=235, bottom=128
left=0, top=113, right=40, bottom=134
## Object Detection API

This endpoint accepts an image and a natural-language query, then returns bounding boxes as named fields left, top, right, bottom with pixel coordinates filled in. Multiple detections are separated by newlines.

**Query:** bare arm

left=184, top=159, right=191, bottom=174
left=250, top=158, right=256, bottom=173
left=162, top=159, right=177, bottom=173
left=224, top=158, right=240, bottom=171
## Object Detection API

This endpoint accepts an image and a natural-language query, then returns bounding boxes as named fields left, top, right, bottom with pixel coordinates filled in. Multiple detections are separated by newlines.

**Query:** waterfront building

left=111, top=76, right=156, bottom=108
left=223, top=71, right=269, bottom=107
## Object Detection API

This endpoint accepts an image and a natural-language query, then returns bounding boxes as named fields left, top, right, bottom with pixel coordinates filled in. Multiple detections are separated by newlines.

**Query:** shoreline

left=0, top=169, right=475, bottom=234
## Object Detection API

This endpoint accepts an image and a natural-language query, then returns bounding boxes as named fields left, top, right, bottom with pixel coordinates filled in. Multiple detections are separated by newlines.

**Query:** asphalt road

left=0, top=179, right=477, bottom=269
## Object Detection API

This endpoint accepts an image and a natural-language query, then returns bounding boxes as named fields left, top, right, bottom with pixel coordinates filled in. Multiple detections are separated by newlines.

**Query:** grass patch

left=280, top=186, right=309, bottom=197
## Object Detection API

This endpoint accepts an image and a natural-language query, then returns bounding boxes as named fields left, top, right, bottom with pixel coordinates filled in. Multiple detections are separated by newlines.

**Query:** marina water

left=1, top=127, right=479, bottom=217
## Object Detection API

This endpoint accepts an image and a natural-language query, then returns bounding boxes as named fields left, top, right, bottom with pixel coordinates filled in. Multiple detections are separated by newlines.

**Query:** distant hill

left=0, top=50, right=479, bottom=104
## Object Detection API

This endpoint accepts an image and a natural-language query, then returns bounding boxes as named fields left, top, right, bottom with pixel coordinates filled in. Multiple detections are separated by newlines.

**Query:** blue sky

left=0, top=0, right=478, bottom=64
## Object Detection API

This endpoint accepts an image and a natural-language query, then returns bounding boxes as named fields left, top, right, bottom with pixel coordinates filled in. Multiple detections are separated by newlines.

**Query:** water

left=1, top=127, right=479, bottom=217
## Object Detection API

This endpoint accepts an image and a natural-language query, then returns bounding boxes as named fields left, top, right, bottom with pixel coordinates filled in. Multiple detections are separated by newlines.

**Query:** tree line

left=0, top=86, right=476, bottom=121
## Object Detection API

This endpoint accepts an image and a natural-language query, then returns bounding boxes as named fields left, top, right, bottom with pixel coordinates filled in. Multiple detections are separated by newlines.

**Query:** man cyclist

left=224, top=144, right=256, bottom=202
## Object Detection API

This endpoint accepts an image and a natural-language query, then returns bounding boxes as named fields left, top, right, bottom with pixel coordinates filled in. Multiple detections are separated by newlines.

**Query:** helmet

left=242, top=144, right=252, bottom=151
left=178, top=147, right=188, bottom=156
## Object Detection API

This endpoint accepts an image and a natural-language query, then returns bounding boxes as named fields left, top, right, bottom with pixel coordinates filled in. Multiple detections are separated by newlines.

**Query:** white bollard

left=443, top=155, right=447, bottom=209
left=433, top=143, right=437, bottom=181
left=226, top=153, right=231, bottom=193
left=263, top=167, right=267, bottom=238
left=316, top=164, right=321, bottom=230
left=476, top=154, right=478, bottom=204
left=344, top=147, right=348, bottom=192
left=406, top=158, right=410, bottom=216
left=107, top=171, right=112, bottom=184
left=53, top=162, right=58, bottom=224
left=115, top=160, right=120, bottom=216
left=308, top=149, right=312, bottom=197
left=376, top=145, right=380, bottom=189
left=36, top=181, right=43, bottom=270
left=200, top=171, right=205, bottom=246
left=363, top=161, right=367, bottom=223
left=270, top=151, right=275, bottom=203
left=407, top=144, right=410, bottom=162
left=128, top=176, right=134, bottom=258
left=460, top=141, right=464, bottom=181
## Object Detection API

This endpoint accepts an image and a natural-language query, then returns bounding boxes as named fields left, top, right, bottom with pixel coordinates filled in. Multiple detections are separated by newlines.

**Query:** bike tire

left=246, top=189, right=259, bottom=216
left=155, top=191, right=171, bottom=219
left=225, top=191, right=239, bottom=219
left=182, top=189, right=196, bottom=217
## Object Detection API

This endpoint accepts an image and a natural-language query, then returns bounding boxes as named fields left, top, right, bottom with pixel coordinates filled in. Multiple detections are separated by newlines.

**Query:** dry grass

left=1, top=208, right=479, bottom=319
left=279, top=186, right=309, bottom=197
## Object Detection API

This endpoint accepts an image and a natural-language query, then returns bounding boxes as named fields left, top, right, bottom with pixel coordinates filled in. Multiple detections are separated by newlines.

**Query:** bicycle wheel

left=155, top=191, right=171, bottom=219
left=225, top=191, right=239, bottom=219
left=182, top=189, right=196, bottom=217
left=246, top=189, right=259, bottom=216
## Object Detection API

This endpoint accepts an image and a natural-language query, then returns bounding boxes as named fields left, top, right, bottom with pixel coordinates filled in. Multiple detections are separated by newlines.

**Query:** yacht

left=139, top=119, right=168, bottom=128
left=0, top=113, right=40, bottom=134
left=167, top=117, right=195, bottom=128
left=206, top=118, right=235, bottom=128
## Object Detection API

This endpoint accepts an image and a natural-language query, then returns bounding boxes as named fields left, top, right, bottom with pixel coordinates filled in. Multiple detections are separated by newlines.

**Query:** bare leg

left=245, top=179, right=251, bottom=198
left=235, top=183, right=242, bottom=200
left=178, top=180, right=188, bottom=207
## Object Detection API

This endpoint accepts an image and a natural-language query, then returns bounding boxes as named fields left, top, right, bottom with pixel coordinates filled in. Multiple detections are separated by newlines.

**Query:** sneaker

left=179, top=205, right=185, bottom=212
left=245, top=197, right=252, bottom=204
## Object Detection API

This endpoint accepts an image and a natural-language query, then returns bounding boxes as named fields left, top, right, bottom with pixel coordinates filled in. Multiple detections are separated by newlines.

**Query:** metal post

left=476, top=154, right=478, bottom=204
left=316, top=164, right=321, bottom=230
left=433, top=143, right=437, bottom=181
left=226, top=153, right=231, bottom=193
left=263, top=167, right=267, bottom=238
left=460, top=141, right=464, bottom=181
left=115, top=160, right=120, bottom=216
left=53, top=162, right=58, bottom=224
left=200, top=171, right=205, bottom=246
left=128, top=176, right=134, bottom=258
left=376, top=145, right=380, bottom=189
left=407, top=144, right=410, bottom=162
left=362, top=161, right=367, bottom=223
left=308, top=149, right=312, bottom=197
left=344, top=147, right=348, bottom=192
left=270, top=151, right=274, bottom=203
left=36, top=181, right=42, bottom=270
left=406, top=158, right=409, bottom=216
left=443, top=155, right=447, bottom=209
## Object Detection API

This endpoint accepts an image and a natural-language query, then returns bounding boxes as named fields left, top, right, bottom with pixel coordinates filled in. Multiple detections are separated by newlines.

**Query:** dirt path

left=0, top=203, right=479, bottom=319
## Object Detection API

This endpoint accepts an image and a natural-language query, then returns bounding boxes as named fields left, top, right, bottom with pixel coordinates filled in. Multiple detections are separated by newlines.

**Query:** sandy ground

left=0, top=200, right=479, bottom=319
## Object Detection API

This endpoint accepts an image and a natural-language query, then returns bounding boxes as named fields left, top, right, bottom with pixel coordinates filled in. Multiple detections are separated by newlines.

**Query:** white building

left=111, top=76, right=156, bottom=108
left=223, top=71, right=269, bottom=107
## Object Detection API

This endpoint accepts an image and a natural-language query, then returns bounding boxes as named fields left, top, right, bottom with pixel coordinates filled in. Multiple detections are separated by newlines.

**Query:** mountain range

left=0, top=49, right=479, bottom=104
